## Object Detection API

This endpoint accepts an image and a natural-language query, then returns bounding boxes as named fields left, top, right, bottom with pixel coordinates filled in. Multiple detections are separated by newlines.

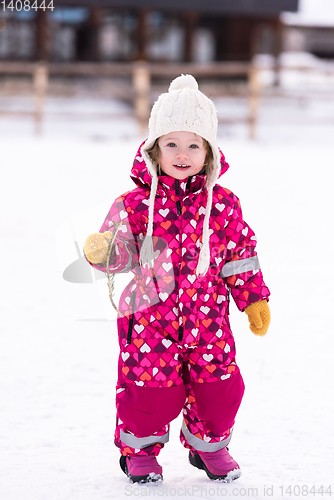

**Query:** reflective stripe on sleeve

left=120, top=429, right=170, bottom=449
left=221, top=255, right=260, bottom=278
left=181, top=419, right=232, bottom=452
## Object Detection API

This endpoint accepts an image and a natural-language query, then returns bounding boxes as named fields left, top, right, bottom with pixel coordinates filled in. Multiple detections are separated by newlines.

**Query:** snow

left=1, top=84, right=334, bottom=500
left=282, top=0, right=334, bottom=28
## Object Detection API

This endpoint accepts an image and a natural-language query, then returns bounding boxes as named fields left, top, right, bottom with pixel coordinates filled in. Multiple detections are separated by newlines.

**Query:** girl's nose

left=176, top=149, right=188, bottom=159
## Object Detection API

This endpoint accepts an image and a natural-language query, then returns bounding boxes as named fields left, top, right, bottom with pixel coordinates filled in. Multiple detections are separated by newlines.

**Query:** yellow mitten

left=84, top=231, right=112, bottom=264
left=244, top=300, right=270, bottom=336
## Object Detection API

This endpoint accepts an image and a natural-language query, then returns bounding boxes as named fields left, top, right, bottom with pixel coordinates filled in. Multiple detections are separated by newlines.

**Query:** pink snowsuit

left=86, top=143, right=270, bottom=457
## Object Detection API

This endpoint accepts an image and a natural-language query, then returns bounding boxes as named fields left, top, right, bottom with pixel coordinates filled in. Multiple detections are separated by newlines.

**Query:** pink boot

left=189, top=447, right=241, bottom=482
left=120, top=455, right=163, bottom=483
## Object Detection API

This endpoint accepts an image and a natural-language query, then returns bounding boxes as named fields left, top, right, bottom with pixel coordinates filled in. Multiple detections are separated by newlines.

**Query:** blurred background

left=1, top=2, right=334, bottom=498
left=0, top=0, right=334, bottom=141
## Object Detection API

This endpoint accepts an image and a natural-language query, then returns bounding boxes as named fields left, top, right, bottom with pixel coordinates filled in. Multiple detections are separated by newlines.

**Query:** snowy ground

left=1, top=84, right=334, bottom=500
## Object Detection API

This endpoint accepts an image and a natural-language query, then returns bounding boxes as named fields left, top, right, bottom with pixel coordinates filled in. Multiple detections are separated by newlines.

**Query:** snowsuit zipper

left=175, top=179, right=182, bottom=216
left=175, top=179, right=184, bottom=342
left=226, top=289, right=230, bottom=316
left=126, top=291, right=136, bottom=344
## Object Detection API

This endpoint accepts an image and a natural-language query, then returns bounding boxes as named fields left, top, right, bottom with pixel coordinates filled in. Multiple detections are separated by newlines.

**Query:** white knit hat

left=140, top=74, right=221, bottom=276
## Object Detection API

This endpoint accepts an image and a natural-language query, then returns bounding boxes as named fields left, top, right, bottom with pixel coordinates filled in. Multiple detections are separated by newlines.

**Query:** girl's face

left=158, top=131, right=207, bottom=180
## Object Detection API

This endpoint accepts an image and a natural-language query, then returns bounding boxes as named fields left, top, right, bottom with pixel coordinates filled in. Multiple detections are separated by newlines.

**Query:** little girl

left=84, top=75, right=271, bottom=484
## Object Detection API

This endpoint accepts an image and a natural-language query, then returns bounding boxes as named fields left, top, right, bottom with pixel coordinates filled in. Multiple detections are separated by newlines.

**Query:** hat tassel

left=196, top=186, right=213, bottom=276
left=139, top=175, right=158, bottom=269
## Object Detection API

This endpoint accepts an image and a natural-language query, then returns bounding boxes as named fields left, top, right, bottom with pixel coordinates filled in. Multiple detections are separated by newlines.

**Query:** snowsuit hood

left=131, top=142, right=231, bottom=276
left=130, top=142, right=230, bottom=190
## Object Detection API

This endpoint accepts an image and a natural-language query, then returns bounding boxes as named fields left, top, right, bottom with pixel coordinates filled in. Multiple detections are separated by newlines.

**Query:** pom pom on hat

left=168, top=74, right=198, bottom=92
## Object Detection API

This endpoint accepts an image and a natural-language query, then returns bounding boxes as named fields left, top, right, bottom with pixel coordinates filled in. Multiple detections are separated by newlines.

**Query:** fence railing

left=0, top=61, right=261, bottom=138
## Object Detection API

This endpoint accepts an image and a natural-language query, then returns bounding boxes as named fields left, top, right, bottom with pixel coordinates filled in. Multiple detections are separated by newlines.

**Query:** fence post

left=132, top=62, right=150, bottom=135
left=33, top=61, right=48, bottom=134
left=248, top=63, right=260, bottom=140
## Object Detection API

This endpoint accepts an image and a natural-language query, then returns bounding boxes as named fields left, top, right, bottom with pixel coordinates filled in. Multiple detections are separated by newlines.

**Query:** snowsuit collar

left=157, top=174, right=205, bottom=198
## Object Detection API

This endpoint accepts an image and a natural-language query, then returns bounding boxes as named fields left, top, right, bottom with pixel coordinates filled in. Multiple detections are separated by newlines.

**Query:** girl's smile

left=158, top=131, right=207, bottom=180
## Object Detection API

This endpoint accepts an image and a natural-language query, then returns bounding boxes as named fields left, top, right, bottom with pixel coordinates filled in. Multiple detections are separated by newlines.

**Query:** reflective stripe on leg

left=120, top=429, right=170, bottom=449
left=181, top=420, right=232, bottom=453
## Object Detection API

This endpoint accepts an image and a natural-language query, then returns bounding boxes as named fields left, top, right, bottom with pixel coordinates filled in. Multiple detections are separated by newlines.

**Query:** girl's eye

left=190, top=144, right=199, bottom=149
left=167, top=142, right=176, bottom=147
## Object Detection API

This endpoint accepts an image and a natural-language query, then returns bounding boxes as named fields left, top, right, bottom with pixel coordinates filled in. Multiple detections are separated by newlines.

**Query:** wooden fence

left=0, top=61, right=261, bottom=138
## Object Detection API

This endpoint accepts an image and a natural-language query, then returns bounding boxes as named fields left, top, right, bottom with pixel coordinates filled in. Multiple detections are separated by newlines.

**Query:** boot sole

left=189, top=451, right=241, bottom=482
left=119, top=456, right=163, bottom=484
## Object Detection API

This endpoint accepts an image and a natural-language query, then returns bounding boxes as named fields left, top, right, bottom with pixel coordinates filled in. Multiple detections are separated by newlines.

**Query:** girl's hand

left=244, top=300, right=270, bottom=336
left=84, top=231, right=112, bottom=264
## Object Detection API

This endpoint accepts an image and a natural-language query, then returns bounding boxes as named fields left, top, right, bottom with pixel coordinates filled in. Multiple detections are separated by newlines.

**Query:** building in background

left=282, top=0, right=334, bottom=59
left=0, top=0, right=299, bottom=63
